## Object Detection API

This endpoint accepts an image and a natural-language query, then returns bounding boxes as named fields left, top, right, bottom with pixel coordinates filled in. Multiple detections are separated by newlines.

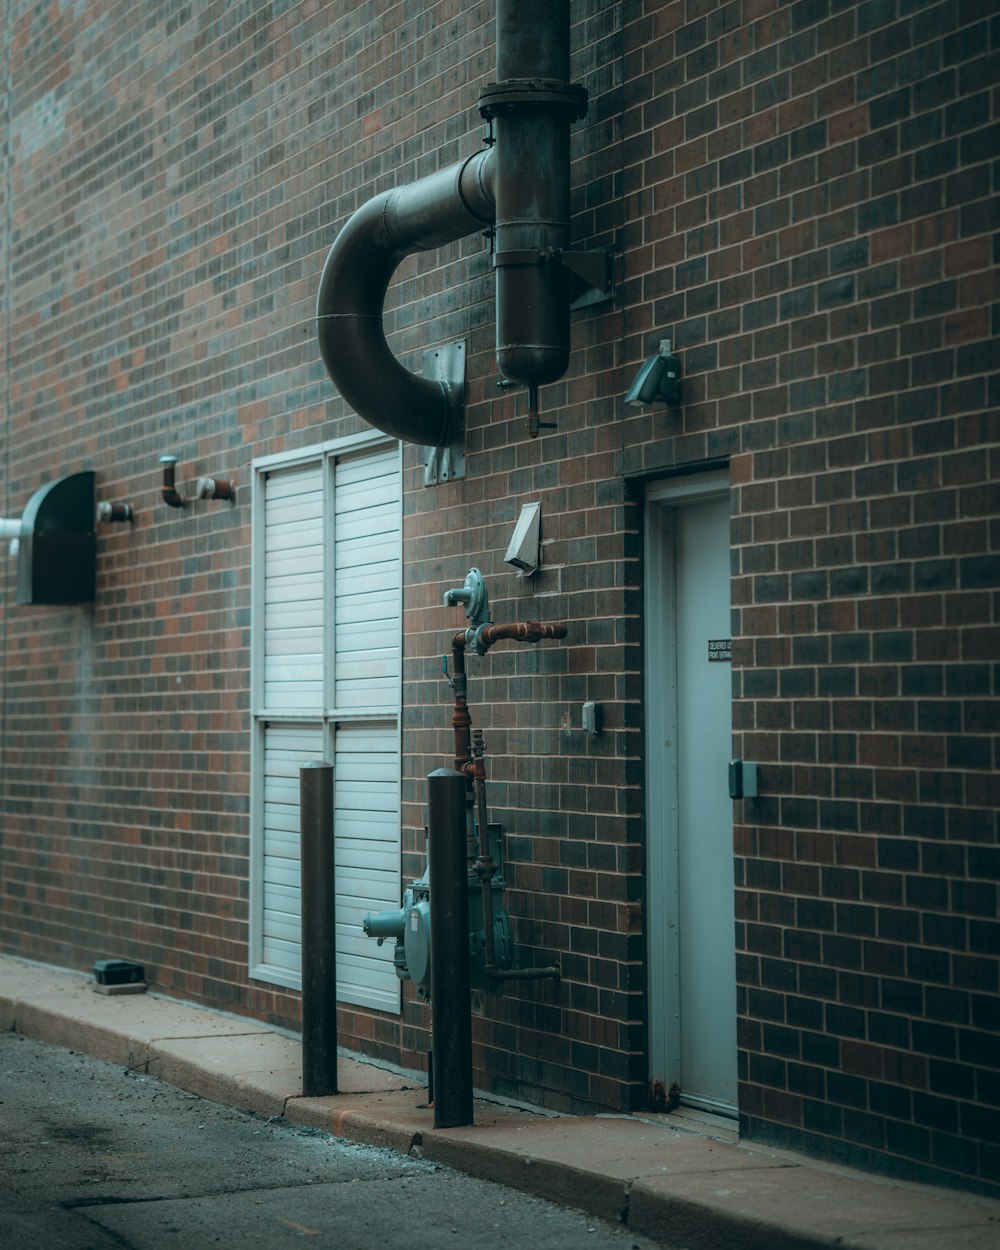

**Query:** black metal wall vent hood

left=316, top=0, right=610, bottom=483
left=15, top=470, right=96, bottom=605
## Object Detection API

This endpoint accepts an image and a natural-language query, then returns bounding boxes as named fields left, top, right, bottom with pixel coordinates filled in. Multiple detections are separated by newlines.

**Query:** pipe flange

left=478, top=79, right=588, bottom=120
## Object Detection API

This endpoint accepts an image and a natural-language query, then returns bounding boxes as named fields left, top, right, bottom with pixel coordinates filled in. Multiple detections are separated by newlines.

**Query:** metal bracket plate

left=564, top=248, right=615, bottom=310
left=422, top=341, right=466, bottom=486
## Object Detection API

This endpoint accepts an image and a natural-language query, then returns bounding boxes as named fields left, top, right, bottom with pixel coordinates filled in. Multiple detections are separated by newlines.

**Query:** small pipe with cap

left=159, top=456, right=186, bottom=509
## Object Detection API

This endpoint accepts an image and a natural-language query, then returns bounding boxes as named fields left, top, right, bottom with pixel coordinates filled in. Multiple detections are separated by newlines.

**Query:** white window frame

left=248, top=430, right=402, bottom=1013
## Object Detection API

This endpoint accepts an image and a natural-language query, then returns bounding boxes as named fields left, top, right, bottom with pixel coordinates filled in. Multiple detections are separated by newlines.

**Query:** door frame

left=644, top=469, right=733, bottom=1112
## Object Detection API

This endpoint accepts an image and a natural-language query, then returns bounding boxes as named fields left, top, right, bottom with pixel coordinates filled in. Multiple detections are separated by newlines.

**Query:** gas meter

left=363, top=827, right=513, bottom=999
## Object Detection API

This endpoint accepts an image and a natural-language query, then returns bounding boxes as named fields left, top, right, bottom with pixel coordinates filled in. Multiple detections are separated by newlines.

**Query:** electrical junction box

left=728, top=760, right=758, bottom=800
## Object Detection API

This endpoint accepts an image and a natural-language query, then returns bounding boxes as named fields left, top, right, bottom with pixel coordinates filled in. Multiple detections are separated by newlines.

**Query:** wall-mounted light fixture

left=624, top=338, right=682, bottom=408
left=504, top=501, right=541, bottom=577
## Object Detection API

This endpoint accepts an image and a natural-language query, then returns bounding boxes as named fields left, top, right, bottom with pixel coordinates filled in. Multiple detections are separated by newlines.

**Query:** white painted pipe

left=0, top=518, right=21, bottom=540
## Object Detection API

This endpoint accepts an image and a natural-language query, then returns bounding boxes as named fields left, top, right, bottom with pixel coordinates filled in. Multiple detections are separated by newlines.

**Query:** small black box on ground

left=93, top=959, right=145, bottom=987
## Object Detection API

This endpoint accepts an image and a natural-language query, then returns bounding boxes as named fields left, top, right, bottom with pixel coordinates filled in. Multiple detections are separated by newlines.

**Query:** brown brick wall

left=0, top=0, right=996, bottom=1195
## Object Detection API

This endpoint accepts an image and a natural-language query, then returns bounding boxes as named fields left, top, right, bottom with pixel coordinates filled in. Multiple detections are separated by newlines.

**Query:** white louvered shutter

left=334, top=722, right=402, bottom=1011
left=253, top=444, right=401, bottom=1012
left=263, top=463, right=324, bottom=712
left=260, top=722, right=323, bottom=974
left=334, top=447, right=401, bottom=711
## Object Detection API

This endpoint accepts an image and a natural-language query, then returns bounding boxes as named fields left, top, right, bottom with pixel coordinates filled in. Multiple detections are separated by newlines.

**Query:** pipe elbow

left=159, top=456, right=186, bottom=509
left=316, top=150, right=495, bottom=448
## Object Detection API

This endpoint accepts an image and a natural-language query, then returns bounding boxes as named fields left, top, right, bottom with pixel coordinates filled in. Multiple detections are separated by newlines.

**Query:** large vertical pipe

left=479, top=0, right=587, bottom=390
left=427, top=767, right=474, bottom=1127
left=316, top=0, right=587, bottom=445
left=300, top=761, right=338, bottom=1097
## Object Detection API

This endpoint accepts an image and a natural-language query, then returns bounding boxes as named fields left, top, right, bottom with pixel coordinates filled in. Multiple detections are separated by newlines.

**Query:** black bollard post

left=427, top=767, right=473, bottom=1127
left=300, top=761, right=338, bottom=1097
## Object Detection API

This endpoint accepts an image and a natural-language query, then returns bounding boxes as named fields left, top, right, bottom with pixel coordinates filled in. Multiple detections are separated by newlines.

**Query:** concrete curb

left=3, top=956, right=999, bottom=1249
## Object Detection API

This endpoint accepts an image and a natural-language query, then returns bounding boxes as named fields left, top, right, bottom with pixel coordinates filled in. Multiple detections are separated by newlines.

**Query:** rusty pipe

left=159, top=456, right=186, bottom=509
left=445, top=616, right=567, bottom=989
left=477, top=621, right=568, bottom=648
left=449, top=634, right=473, bottom=776
left=470, top=730, right=560, bottom=985
left=196, top=476, right=236, bottom=503
left=470, top=730, right=497, bottom=959
left=450, top=621, right=568, bottom=774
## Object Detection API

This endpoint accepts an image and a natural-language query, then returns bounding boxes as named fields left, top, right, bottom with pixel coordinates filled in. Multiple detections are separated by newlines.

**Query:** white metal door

left=646, top=474, right=737, bottom=1115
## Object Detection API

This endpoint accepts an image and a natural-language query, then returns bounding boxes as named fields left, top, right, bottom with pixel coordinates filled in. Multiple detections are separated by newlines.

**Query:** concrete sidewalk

left=1, top=954, right=997, bottom=1249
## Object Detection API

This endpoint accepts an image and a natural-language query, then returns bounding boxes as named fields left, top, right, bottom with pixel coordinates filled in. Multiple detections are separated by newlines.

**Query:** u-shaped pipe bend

left=316, top=149, right=496, bottom=448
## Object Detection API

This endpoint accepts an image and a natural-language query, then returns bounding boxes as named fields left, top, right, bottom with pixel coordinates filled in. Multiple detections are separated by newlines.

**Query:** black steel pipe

left=316, top=0, right=587, bottom=447
left=479, top=0, right=586, bottom=391
left=427, top=767, right=474, bottom=1128
left=316, top=150, right=495, bottom=447
left=300, top=761, right=338, bottom=1097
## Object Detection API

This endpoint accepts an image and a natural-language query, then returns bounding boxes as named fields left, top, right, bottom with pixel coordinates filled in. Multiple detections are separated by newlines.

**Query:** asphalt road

left=0, top=1031, right=660, bottom=1250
